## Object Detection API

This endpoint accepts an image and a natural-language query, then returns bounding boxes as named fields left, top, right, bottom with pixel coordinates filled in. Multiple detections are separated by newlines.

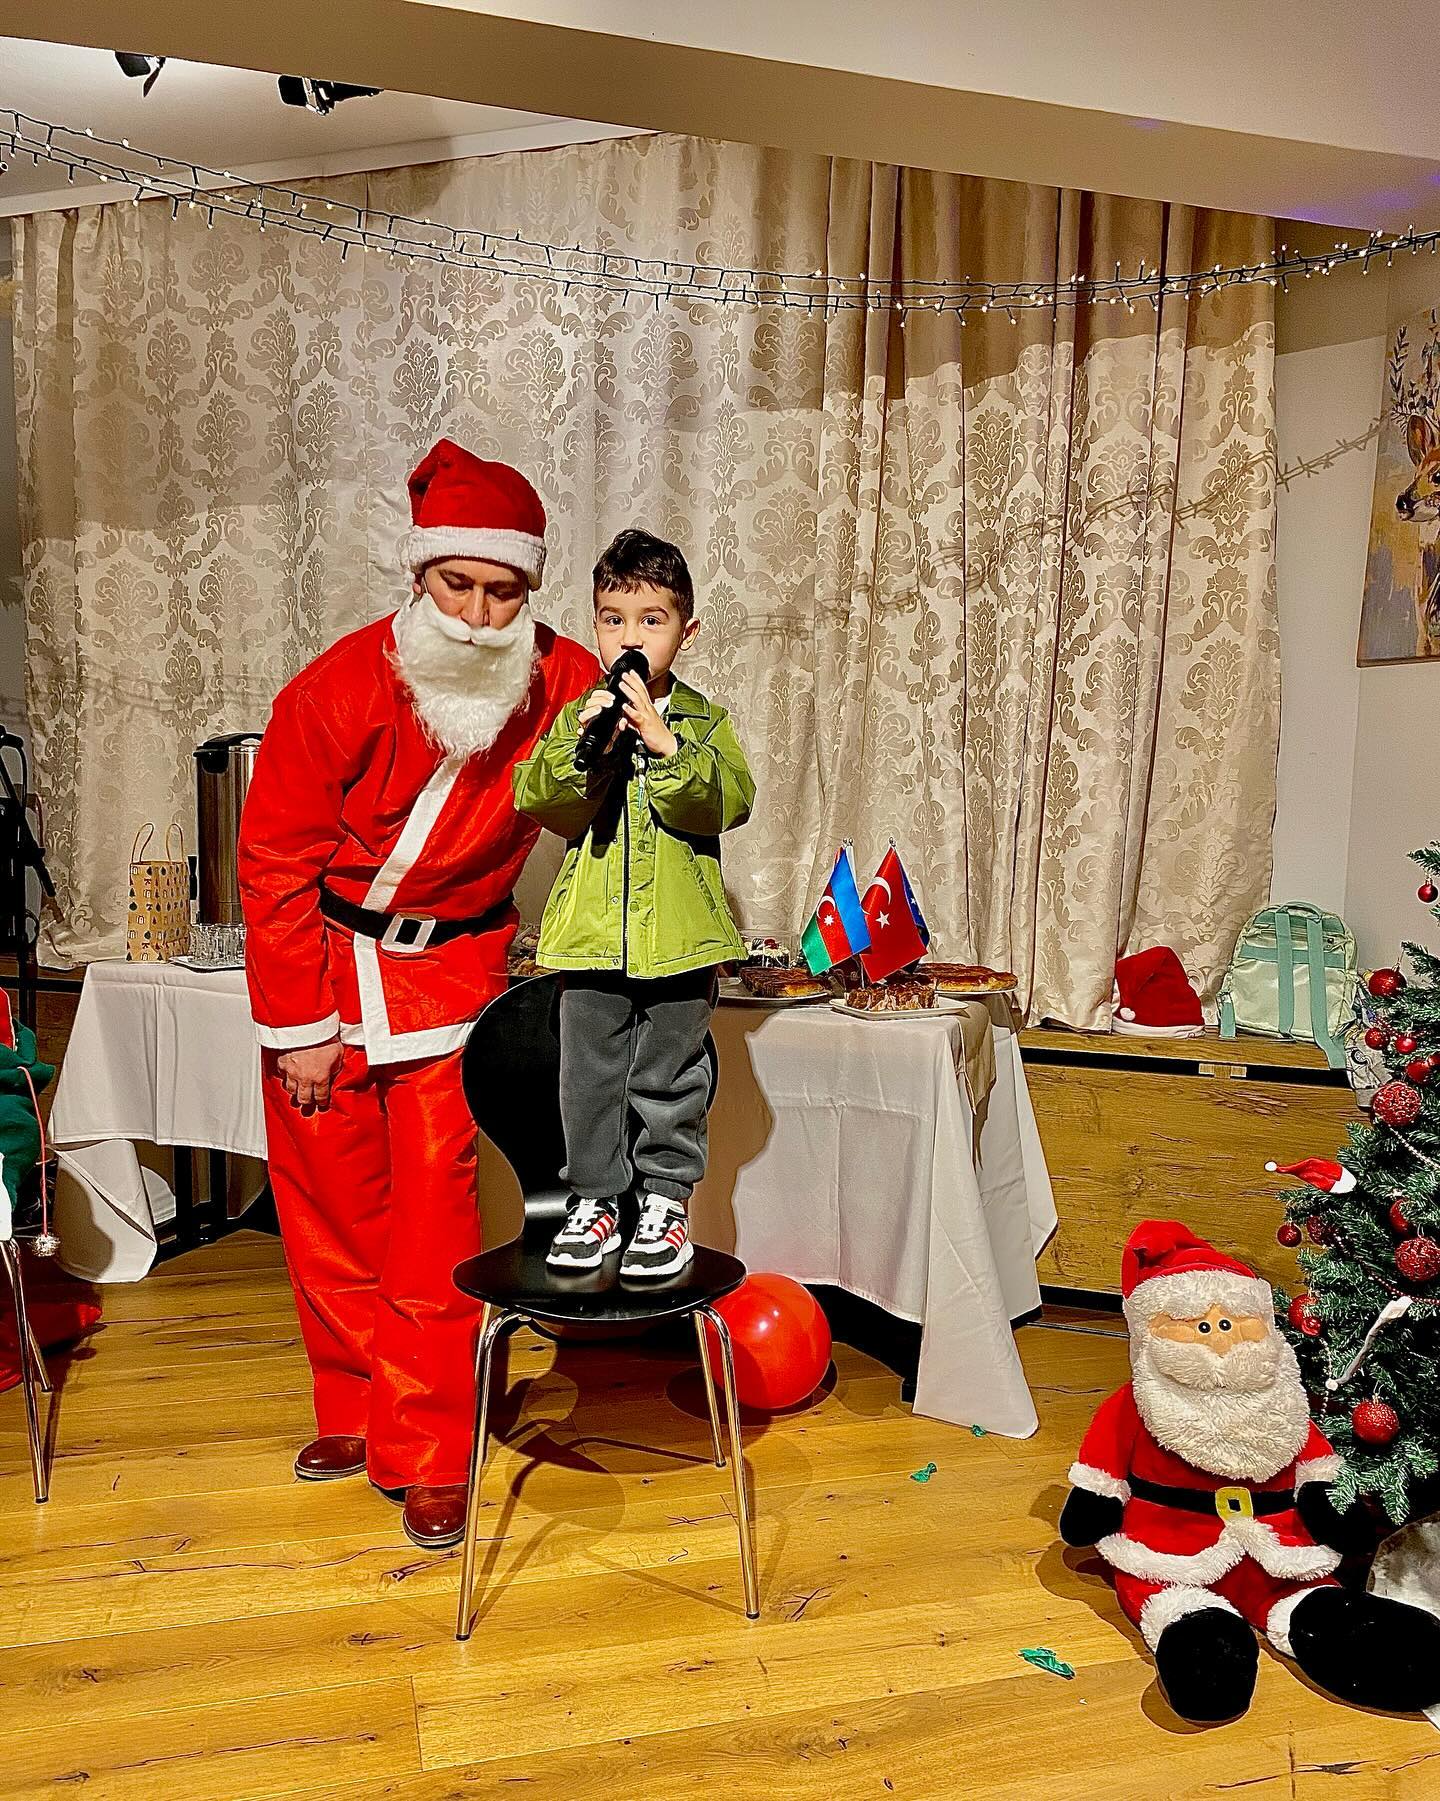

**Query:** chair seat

left=453, top=1239, right=746, bottom=1325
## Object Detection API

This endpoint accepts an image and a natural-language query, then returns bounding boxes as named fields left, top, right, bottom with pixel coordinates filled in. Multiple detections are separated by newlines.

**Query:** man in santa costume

left=1060, top=1219, right=1440, bottom=1722
left=239, top=440, right=597, bottom=1548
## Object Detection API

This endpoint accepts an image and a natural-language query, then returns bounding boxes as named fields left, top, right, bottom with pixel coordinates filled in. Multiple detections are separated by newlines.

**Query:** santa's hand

left=1059, top=1485, right=1124, bottom=1547
left=1296, top=1480, right=1376, bottom=1555
left=276, top=1039, right=344, bottom=1111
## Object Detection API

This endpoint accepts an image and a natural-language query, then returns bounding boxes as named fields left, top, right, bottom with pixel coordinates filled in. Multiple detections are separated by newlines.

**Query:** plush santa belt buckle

left=380, top=913, right=437, bottom=954
left=1214, top=1485, right=1255, bottom=1520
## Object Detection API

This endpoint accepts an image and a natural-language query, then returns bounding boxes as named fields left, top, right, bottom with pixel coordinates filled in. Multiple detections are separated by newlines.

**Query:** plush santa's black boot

left=1286, top=1587, right=1440, bottom=1712
left=1154, top=1608, right=1260, bottom=1723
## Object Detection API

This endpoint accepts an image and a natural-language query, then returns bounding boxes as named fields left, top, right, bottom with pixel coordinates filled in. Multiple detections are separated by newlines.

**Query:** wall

left=1273, top=230, right=1440, bottom=967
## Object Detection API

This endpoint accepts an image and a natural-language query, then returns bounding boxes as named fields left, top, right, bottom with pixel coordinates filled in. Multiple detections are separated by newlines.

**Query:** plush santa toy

left=1061, top=1220, right=1440, bottom=1723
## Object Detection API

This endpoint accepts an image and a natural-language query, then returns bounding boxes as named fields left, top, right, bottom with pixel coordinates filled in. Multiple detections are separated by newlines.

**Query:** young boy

left=512, top=529, right=754, bottom=1278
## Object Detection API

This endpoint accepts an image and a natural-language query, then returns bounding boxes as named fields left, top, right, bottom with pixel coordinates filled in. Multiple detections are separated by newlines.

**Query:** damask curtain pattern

left=11, top=134, right=1276, bottom=1025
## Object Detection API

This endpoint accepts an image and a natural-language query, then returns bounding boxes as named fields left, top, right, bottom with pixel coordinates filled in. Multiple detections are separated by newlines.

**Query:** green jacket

left=1, top=1019, right=53, bottom=1216
left=512, top=677, right=754, bottom=978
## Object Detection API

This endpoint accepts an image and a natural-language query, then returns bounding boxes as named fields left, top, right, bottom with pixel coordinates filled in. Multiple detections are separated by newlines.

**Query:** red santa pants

left=1115, top=1562, right=1340, bottom=1654
left=262, top=1044, right=480, bottom=1490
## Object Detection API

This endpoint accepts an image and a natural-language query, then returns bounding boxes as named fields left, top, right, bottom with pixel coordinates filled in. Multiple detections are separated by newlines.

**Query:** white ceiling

left=0, top=37, right=638, bottom=215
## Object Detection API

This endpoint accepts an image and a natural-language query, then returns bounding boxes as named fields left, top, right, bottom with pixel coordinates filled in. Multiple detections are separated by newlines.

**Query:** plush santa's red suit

left=240, top=442, right=597, bottom=1497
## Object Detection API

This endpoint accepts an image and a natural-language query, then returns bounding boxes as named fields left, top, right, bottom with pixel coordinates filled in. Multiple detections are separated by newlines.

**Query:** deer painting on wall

left=1362, top=312, right=1440, bottom=663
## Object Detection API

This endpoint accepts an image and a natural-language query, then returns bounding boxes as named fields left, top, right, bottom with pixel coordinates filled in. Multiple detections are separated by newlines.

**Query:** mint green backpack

left=1217, top=903, right=1358, bottom=1069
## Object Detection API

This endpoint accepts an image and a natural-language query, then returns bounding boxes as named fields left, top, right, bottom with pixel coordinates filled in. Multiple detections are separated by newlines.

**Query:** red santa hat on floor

left=402, top=438, right=547, bottom=588
left=1264, top=1156, right=1357, bottom=1195
left=1112, top=946, right=1204, bottom=1037
left=1121, top=1219, right=1276, bottom=1329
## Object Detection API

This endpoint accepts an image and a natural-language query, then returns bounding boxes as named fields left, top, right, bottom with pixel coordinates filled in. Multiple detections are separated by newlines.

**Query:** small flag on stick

left=800, top=846, right=872, bottom=974
left=859, top=845, right=930, bottom=983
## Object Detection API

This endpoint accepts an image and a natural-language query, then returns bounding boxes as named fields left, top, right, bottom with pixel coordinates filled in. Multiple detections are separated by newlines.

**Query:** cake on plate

left=739, top=964, right=831, bottom=1000
left=843, top=976, right=939, bottom=1012
left=917, top=961, right=1017, bottom=995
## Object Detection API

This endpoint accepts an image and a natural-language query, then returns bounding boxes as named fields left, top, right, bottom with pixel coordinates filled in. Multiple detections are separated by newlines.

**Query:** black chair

left=452, top=973, right=758, bottom=1639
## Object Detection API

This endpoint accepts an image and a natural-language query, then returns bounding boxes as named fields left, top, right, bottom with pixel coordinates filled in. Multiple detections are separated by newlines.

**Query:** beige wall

left=1273, top=231, right=1440, bottom=965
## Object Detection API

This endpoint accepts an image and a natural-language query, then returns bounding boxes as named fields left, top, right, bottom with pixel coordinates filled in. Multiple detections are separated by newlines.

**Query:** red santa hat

left=1112, top=946, right=1204, bottom=1037
left=1265, top=1156, right=1357, bottom=1195
left=402, top=438, right=547, bottom=588
left=1121, top=1219, right=1275, bottom=1328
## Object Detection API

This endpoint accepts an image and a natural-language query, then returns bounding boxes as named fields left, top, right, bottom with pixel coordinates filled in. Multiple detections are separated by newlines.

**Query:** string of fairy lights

left=2, top=108, right=1434, bottom=320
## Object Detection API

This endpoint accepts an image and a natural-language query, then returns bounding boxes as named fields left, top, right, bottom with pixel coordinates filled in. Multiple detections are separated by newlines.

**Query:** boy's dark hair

left=593, top=528, right=694, bottom=621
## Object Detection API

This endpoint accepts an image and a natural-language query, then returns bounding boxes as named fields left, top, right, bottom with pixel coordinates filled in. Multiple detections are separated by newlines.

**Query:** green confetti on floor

left=1019, top=1647, right=1075, bottom=1680
left=910, top=1462, right=938, bottom=1483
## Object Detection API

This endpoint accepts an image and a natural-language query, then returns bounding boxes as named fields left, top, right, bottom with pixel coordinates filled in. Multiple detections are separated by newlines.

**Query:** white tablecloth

left=48, top=961, right=264, bottom=1281
left=47, top=962, right=1056, bottom=1435
left=693, top=1001, right=1056, bottom=1437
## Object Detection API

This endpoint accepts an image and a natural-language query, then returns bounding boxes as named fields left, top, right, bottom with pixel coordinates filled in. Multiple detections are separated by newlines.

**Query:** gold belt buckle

left=1215, top=1485, right=1254, bottom=1520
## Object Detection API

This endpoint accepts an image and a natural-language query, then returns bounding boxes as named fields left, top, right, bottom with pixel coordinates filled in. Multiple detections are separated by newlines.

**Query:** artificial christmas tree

left=1276, top=843, right=1440, bottom=1524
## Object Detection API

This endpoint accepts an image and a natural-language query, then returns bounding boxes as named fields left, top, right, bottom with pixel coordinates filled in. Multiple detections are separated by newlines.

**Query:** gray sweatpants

left=559, top=968, right=718, bottom=1204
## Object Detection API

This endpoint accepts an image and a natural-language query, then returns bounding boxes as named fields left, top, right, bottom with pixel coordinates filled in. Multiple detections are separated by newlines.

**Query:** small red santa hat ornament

left=1121, top=1219, right=1275, bottom=1327
left=1112, top=946, right=1204, bottom=1038
left=402, top=437, right=547, bottom=588
left=1264, top=1156, right=1357, bottom=1195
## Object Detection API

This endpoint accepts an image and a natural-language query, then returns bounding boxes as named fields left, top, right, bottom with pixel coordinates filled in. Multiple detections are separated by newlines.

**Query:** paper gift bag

left=126, top=823, right=191, bottom=962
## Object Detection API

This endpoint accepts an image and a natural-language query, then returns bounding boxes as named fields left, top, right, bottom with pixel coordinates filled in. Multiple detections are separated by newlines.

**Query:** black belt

left=1129, top=1473, right=1294, bottom=1520
left=319, top=885, right=511, bottom=954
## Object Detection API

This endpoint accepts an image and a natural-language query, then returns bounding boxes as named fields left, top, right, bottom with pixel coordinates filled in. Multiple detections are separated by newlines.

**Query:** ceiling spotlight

left=114, top=52, right=166, bottom=96
left=277, top=77, right=383, bottom=116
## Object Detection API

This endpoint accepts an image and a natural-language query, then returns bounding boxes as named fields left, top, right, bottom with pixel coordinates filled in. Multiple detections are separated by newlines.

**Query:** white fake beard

left=391, top=594, right=538, bottom=758
left=1131, top=1329, right=1312, bottom=1482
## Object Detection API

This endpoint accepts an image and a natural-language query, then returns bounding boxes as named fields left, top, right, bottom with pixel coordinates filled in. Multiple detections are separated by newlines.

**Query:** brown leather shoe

left=294, top=1435, right=367, bottom=1481
left=402, top=1483, right=468, bottom=1549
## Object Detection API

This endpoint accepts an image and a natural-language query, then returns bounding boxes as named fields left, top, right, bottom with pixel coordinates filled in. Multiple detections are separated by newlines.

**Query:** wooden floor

left=2, top=1236, right=1438, bottom=1800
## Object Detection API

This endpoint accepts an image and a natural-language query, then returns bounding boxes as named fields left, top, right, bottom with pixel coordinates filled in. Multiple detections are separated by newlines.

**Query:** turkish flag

left=859, top=846, right=928, bottom=982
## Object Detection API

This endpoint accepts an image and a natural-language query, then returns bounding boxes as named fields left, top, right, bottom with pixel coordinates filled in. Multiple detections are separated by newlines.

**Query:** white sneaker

left=620, top=1195, right=693, bottom=1280
left=547, top=1197, right=622, bottom=1271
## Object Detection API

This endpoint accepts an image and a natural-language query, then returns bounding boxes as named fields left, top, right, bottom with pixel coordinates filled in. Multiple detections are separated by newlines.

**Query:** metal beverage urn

left=194, top=733, right=262, bottom=926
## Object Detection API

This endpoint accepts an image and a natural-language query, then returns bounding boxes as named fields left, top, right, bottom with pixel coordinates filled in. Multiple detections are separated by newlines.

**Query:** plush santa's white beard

left=1131, top=1329, right=1312, bottom=1482
left=391, top=595, right=538, bottom=758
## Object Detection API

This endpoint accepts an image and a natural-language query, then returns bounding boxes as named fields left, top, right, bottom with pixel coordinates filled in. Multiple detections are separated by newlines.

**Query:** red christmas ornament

left=1369, top=968, right=1407, bottom=999
left=1390, top=1199, right=1414, bottom=1234
left=1352, top=1400, right=1401, bottom=1446
left=1420, top=882, right=1438, bottom=904
left=1305, top=1216, right=1335, bottom=1246
left=1365, top=1025, right=1391, bottom=1051
left=1406, top=1058, right=1434, bottom=1085
left=1287, top=1294, right=1322, bottom=1336
left=1276, top=1222, right=1303, bottom=1248
left=1395, top=1033, right=1420, bottom=1058
left=1374, top=1081, right=1424, bottom=1127
left=1396, top=1236, right=1440, bottom=1282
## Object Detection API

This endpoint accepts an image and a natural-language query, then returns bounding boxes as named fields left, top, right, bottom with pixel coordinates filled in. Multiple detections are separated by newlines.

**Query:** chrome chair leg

left=455, top=1306, right=515, bottom=1641
left=3, top=1242, right=47, bottom=1504
left=25, top=1311, right=51, bottom=1395
left=692, top=1313, right=726, bottom=1469
left=700, top=1305, right=759, bottom=1619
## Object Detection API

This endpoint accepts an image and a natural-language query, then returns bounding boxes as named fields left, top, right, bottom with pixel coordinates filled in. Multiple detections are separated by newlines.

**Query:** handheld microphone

left=573, top=648, right=650, bottom=773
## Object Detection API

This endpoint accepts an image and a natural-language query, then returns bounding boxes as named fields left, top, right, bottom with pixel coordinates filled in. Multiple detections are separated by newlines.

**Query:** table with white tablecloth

left=47, top=960, right=266, bottom=1281
left=47, top=960, right=1056, bottom=1434
left=692, top=999, right=1056, bottom=1437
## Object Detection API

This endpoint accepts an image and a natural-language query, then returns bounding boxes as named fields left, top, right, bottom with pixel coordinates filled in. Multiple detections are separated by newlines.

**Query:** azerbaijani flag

left=858, top=845, right=930, bottom=983
left=800, top=845, right=872, bottom=974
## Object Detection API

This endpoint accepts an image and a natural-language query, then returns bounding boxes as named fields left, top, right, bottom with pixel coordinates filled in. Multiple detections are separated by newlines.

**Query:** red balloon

left=704, top=1273, right=832, bottom=1410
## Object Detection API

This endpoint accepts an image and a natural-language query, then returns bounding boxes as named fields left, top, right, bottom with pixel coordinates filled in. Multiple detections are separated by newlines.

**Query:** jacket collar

left=664, top=677, right=709, bottom=720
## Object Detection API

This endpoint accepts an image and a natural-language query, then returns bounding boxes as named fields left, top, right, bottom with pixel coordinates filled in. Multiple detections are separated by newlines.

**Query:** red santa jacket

left=239, top=615, right=598, bottom=1065
left=1069, top=1382, right=1342, bottom=1587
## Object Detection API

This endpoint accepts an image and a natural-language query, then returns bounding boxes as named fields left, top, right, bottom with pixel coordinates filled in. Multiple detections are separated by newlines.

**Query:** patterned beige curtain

left=11, top=134, right=1277, bottom=1026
